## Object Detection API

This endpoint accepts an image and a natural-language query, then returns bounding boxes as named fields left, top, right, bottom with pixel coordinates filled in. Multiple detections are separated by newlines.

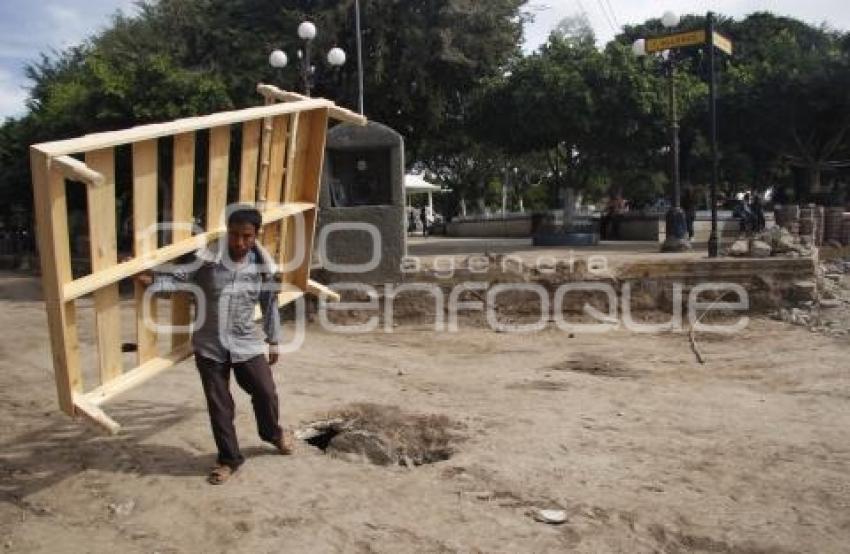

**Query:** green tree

left=1, top=0, right=525, bottom=222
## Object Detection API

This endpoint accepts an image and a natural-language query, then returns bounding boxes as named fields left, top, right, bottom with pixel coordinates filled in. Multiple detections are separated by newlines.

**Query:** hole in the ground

left=297, top=404, right=461, bottom=467
left=303, top=426, right=341, bottom=451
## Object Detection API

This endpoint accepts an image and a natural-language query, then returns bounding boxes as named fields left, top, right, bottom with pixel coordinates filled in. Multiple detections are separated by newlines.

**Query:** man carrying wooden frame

left=136, top=206, right=295, bottom=485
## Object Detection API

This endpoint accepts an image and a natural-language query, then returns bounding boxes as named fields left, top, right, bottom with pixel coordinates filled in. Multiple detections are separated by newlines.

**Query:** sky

left=0, top=0, right=848, bottom=119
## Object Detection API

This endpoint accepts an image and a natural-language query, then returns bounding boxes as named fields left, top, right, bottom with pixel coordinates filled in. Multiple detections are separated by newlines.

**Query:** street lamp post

left=297, top=21, right=317, bottom=96
left=634, top=11, right=691, bottom=253
left=707, top=12, right=720, bottom=258
left=355, top=0, right=365, bottom=115
left=268, top=21, right=346, bottom=97
left=633, top=12, right=732, bottom=257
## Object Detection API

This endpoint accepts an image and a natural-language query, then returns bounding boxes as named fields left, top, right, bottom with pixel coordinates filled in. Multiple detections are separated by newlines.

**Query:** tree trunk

left=807, top=166, right=822, bottom=194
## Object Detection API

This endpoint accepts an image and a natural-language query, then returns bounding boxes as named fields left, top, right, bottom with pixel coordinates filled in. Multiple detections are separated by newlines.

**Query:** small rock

left=750, top=240, right=772, bottom=258
left=533, top=509, right=568, bottom=525
left=792, top=281, right=818, bottom=302
left=729, top=240, right=749, bottom=257
left=821, top=290, right=838, bottom=300
left=107, top=500, right=136, bottom=518
left=819, top=299, right=842, bottom=309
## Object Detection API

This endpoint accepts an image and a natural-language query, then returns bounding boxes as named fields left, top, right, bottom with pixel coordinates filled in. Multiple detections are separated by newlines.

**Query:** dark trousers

left=196, top=354, right=283, bottom=469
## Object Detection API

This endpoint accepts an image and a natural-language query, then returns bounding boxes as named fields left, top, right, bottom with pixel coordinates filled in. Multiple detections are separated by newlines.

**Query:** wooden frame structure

left=30, top=84, right=365, bottom=433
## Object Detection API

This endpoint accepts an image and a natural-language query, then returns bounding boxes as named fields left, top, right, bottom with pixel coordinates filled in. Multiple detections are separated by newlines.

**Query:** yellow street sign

left=645, top=30, right=706, bottom=53
left=713, top=31, right=733, bottom=55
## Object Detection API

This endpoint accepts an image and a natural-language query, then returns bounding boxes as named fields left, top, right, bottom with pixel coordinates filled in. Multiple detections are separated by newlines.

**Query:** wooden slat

left=85, top=148, right=123, bottom=384
left=132, top=140, right=159, bottom=364
left=307, top=279, right=341, bottom=302
left=257, top=96, right=275, bottom=204
left=171, top=132, right=195, bottom=351
left=61, top=202, right=315, bottom=302
left=277, top=112, right=301, bottom=270
left=33, top=98, right=336, bottom=157
left=262, top=116, right=289, bottom=257
left=206, top=125, right=230, bottom=232
left=52, top=155, right=105, bottom=186
left=83, top=344, right=193, bottom=407
left=302, top=109, right=330, bottom=203
left=252, top=287, right=306, bottom=320
left=239, top=119, right=262, bottom=203
left=257, top=83, right=367, bottom=126
left=291, top=208, right=317, bottom=290
left=266, top=116, right=289, bottom=204
left=31, top=150, right=82, bottom=415
left=73, top=393, right=120, bottom=435
left=287, top=109, right=329, bottom=289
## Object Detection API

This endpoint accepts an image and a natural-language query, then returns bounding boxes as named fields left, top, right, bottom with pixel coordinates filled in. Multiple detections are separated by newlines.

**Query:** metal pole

left=502, top=167, right=508, bottom=216
left=670, top=62, right=681, bottom=209
left=707, top=12, right=719, bottom=257
left=355, top=0, right=365, bottom=115
left=661, top=55, right=689, bottom=252
left=303, top=40, right=313, bottom=96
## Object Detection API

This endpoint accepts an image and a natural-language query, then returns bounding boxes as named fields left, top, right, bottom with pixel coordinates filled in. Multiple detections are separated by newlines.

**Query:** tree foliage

left=2, top=5, right=850, bottom=224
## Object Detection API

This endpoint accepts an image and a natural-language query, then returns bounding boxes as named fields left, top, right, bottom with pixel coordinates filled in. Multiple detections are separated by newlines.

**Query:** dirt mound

left=297, top=403, right=461, bottom=467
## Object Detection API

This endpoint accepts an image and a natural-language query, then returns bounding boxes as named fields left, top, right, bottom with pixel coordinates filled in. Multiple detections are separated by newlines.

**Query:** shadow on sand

left=0, top=400, right=224, bottom=513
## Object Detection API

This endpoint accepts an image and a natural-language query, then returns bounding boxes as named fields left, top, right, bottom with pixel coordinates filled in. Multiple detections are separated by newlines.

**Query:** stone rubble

left=726, top=227, right=815, bottom=258
left=772, top=257, right=850, bottom=336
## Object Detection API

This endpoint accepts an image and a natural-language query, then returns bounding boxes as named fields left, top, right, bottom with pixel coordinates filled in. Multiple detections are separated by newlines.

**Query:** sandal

left=207, top=464, right=234, bottom=485
left=275, top=429, right=296, bottom=455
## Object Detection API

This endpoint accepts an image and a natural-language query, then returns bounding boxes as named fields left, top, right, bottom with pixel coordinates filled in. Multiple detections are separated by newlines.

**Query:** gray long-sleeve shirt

left=151, top=240, right=282, bottom=363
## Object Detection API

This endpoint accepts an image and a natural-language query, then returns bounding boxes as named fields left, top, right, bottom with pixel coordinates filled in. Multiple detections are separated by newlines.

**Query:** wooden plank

left=290, top=208, right=317, bottom=290
left=252, top=288, right=306, bottom=320
left=171, top=132, right=195, bottom=351
left=206, top=125, right=230, bottom=232
left=83, top=344, right=193, bottom=407
left=262, top=116, right=288, bottom=257
left=307, top=279, right=341, bottom=302
left=61, top=202, right=315, bottom=301
left=85, top=148, right=123, bottom=384
left=293, top=109, right=330, bottom=203
left=34, top=98, right=336, bottom=157
left=52, top=155, right=105, bottom=186
left=257, top=97, right=275, bottom=204
left=30, top=149, right=82, bottom=415
left=172, top=133, right=195, bottom=238
left=287, top=109, right=328, bottom=289
left=132, top=140, right=159, bottom=364
left=257, top=83, right=367, bottom=126
left=73, top=393, right=121, bottom=435
left=239, top=119, right=261, bottom=203
left=283, top=113, right=300, bottom=202
left=277, top=112, right=300, bottom=270
left=266, top=116, right=288, bottom=204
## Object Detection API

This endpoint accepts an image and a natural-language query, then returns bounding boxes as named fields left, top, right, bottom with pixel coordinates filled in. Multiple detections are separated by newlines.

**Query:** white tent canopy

left=405, top=173, right=443, bottom=193
left=405, top=173, right=449, bottom=212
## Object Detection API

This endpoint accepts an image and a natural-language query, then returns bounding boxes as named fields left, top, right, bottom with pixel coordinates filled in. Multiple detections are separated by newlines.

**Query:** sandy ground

left=1, top=272, right=849, bottom=553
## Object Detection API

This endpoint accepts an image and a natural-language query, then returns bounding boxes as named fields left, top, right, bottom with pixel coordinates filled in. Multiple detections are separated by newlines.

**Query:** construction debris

left=727, top=227, right=814, bottom=258
left=772, top=257, right=850, bottom=336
